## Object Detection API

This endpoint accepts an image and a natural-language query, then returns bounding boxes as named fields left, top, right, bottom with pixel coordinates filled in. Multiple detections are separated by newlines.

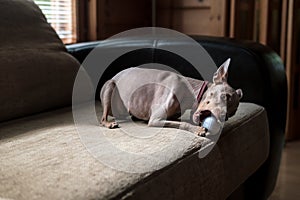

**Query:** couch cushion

left=0, top=103, right=269, bottom=200
left=0, top=0, right=79, bottom=122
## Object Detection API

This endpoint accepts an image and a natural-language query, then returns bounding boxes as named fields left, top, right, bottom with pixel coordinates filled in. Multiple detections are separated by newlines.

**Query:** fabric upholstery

left=0, top=103, right=269, bottom=200
left=0, top=0, right=80, bottom=122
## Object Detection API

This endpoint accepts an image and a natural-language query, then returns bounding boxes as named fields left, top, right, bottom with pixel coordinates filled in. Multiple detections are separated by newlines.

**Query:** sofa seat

left=0, top=103, right=269, bottom=200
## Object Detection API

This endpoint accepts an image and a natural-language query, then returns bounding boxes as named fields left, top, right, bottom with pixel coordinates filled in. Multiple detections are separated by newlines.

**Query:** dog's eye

left=221, top=93, right=226, bottom=100
left=221, top=93, right=232, bottom=101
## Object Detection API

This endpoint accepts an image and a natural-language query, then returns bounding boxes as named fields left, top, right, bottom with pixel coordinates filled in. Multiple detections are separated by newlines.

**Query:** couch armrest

left=66, top=41, right=102, bottom=63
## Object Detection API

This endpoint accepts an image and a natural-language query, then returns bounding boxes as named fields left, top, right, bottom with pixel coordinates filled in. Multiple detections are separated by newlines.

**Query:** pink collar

left=196, top=81, right=209, bottom=102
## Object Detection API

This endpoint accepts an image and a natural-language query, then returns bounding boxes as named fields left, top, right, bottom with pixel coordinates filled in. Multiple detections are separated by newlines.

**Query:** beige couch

left=0, top=1, right=284, bottom=200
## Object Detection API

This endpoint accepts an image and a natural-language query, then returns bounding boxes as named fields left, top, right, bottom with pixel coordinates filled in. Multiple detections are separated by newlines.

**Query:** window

left=34, top=0, right=77, bottom=44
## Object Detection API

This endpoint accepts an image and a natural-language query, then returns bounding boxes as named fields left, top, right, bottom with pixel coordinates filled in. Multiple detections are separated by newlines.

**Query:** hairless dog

left=100, top=58, right=243, bottom=136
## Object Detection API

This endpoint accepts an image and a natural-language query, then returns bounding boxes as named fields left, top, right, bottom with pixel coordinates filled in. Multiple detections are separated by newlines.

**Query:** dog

left=100, top=58, right=242, bottom=136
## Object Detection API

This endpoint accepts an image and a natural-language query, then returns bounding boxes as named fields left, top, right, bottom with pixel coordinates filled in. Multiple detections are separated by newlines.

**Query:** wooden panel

left=173, top=0, right=211, bottom=8
left=87, top=0, right=97, bottom=41
left=280, top=0, right=288, bottom=62
left=157, top=0, right=172, bottom=9
left=76, top=0, right=88, bottom=42
left=257, top=0, right=287, bottom=61
left=156, top=8, right=173, bottom=28
left=172, top=9, right=212, bottom=35
left=211, top=0, right=227, bottom=36
left=258, top=0, right=286, bottom=57
left=285, top=0, right=294, bottom=140
left=267, top=0, right=283, bottom=54
left=97, top=0, right=152, bottom=39
left=156, top=0, right=173, bottom=28
left=285, top=0, right=300, bottom=140
left=259, top=0, right=269, bottom=44
left=157, top=0, right=228, bottom=37
left=230, top=0, right=256, bottom=40
left=229, top=0, right=236, bottom=37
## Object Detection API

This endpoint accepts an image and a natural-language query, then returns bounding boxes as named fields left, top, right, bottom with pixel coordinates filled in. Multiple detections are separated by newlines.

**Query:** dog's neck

left=186, top=77, right=210, bottom=102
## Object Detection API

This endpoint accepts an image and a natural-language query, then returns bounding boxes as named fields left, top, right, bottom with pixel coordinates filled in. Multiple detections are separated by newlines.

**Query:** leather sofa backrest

left=0, top=0, right=79, bottom=122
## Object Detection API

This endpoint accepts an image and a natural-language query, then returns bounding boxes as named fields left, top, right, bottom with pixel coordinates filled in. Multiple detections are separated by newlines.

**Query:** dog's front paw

left=101, top=121, right=119, bottom=129
left=108, top=122, right=119, bottom=129
left=195, top=126, right=208, bottom=137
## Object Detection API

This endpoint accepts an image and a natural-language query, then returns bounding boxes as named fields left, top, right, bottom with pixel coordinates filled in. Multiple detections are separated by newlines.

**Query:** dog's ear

left=236, top=89, right=243, bottom=100
left=213, top=58, right=230, bottom=84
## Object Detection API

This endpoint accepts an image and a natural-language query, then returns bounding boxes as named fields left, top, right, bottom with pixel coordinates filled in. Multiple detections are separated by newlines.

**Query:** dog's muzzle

left=193, top=110, right=212, bottom=125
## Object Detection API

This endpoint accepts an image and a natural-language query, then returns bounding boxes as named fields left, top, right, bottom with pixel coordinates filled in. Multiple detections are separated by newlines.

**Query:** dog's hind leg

left=100, top=80, right=119, bottom=129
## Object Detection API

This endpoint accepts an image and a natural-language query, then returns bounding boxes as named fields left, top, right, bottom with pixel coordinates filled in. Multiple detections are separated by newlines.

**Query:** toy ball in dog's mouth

left=202, top=115, right=222, bottom=135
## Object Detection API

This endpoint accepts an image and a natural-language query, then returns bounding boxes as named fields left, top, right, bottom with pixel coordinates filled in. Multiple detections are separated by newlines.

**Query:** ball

left=202, top=116, right=221, bottom=135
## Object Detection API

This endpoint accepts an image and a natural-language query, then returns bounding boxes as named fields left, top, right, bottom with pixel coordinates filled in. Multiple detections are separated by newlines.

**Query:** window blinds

left=34, top=0, right=76, bottom=43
